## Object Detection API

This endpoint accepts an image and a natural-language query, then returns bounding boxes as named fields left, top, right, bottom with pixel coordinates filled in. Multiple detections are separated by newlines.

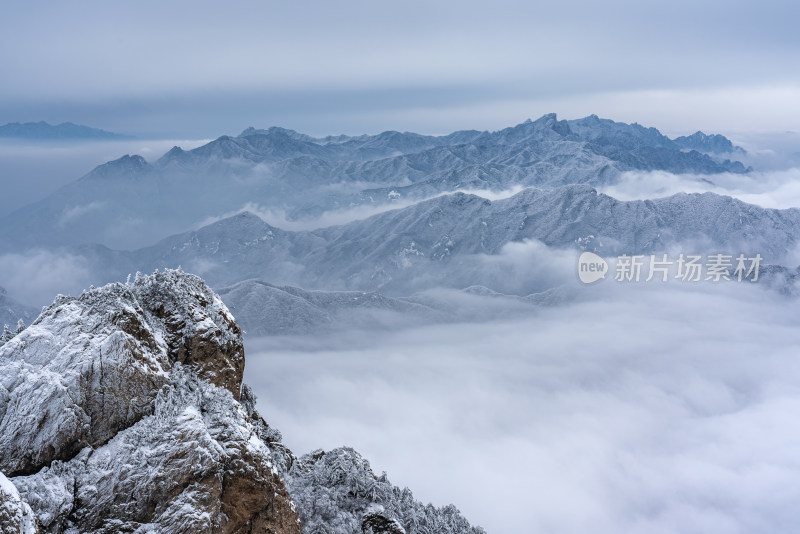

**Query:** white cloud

left=0, top=250, right=93, bottom=306
left=454, top=185, right=527, bottom=201
left=191, top=199, right=425, bottom=232
left=190, top=186, right=549, bottom=236
left=57, top=201, right=106, bottom=227
left=244, top=282, right=800, bottom=534
left=600, top=167, right=800, bottom=210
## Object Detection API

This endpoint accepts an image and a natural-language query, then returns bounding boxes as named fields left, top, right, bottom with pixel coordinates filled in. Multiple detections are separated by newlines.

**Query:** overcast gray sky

left=1, top=0, right=798, bottom=137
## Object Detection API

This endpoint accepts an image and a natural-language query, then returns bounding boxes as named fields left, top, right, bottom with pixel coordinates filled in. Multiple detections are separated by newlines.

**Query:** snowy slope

left=286, top=447, right=485, bottom=534
left=217, top=279, right=441, bottom=335
left=65, top=185, right=800, bottom=297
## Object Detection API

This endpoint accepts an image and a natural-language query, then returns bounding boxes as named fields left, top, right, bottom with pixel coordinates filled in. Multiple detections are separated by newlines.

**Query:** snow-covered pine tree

left=0, top=324, right=13, bottom=344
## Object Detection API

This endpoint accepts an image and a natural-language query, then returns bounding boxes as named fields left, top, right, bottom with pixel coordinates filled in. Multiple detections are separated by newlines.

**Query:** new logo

left=577, top=252, right=608, bottom=284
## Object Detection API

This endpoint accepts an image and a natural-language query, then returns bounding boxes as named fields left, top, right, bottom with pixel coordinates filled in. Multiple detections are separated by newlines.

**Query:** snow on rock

left=0, top=269, right=300, bottom=533
left=0, top=471, right=39, bottom=533
left=285, top=447, right=485, bottom=534
left=0, top=269, right=243, bottom=477
left=0, top=269, right=484, bottom=533
left=11, top=366, right=299, bottom=533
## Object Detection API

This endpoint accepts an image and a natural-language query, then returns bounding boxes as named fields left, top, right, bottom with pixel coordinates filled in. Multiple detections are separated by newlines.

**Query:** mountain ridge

left=0, top=114, right=750, bottom=252
left=0, top=121, right=132, bottom=140
left=47, top=184, right=800, bottom=300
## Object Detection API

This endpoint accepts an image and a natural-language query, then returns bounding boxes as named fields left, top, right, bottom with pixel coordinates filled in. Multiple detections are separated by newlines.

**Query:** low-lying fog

left=245, top=281, right=800, bottom=534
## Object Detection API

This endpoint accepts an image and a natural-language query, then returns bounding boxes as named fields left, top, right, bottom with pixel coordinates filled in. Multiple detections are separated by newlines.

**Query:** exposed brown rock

left=0, top=271, right=301, bottom=533
left=0, top=471, right=39, bottom=533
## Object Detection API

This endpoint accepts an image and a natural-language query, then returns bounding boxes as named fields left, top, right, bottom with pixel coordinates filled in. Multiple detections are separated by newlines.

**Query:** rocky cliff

left=0, top=270, right=299, bottom=533
left=0, top=270, right=482, bottom=533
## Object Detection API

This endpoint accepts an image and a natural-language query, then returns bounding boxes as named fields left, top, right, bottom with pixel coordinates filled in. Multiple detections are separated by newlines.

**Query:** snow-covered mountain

left=217, top=280, right=442, bottom=335
left=63, top=185, right=799, bottom=298
left=0, top=270, right=483, bottom=533
left=285, top=447, right=484, bottom=534
left=673, top=131, right=743, bottom=154
left=0, top=114, right=748, bottom=252
left=215, top=279, right=576, bottom=336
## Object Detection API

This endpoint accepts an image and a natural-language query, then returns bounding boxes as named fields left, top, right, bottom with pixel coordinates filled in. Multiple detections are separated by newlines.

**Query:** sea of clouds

left=245, top=280, right=800, bottom=534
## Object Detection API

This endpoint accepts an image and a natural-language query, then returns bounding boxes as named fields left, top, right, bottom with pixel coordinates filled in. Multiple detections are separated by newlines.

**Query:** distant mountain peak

left=0, top=121, right=131, bottom=140
left=82, top=154, right=152, bottom=180
left=188, top=210, right=276, bottom=236
left=239, top=126, right=315, bottom=143
left=673, top=131, right=742, bottom=154
left=153, top=145, right=191, bottom=168
left=236, top=211, right=264, bottom=221
left=0, top=114, right=753, bottom=252
left=494, top=112, right=572, bottom=142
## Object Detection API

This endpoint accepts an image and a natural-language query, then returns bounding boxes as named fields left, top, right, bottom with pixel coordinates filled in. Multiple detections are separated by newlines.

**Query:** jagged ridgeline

left=0, top=269, right=483, bottom=534
left=0, top=114, right=749, bottom=252
left=71, top=186, right=800, bottom=299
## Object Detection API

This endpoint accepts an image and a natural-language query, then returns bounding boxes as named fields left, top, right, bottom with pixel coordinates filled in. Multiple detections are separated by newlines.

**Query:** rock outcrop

left=0, top=269, right=483, bottom=533
left=0, top=270, right=300, bottom=533
left=0, top=472, right=38, bottom=533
